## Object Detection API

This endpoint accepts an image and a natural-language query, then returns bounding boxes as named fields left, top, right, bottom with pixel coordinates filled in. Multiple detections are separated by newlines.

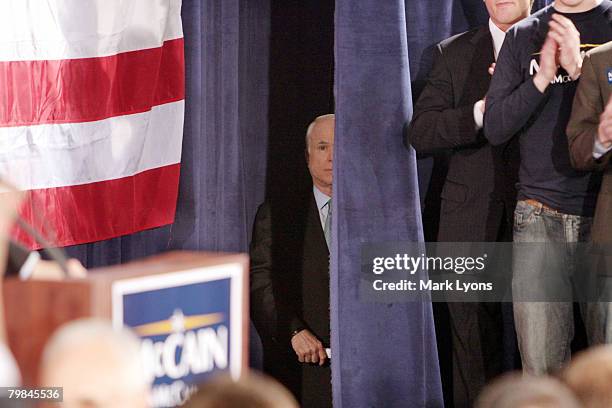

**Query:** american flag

left=0, top=0, right=185, bottom=249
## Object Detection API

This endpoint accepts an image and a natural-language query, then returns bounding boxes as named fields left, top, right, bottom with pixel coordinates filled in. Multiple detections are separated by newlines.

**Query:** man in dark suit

left=250, top=114, right=334, bottom=407
left=405, top=1, right=531, bottom=406
left=567, top=41, right=612, bottom=244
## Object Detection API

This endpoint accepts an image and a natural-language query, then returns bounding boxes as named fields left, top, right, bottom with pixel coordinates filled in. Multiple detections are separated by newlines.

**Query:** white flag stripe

left=0, top=0, right=183, bottom=62
left=0, top=100, right=184, bottom=191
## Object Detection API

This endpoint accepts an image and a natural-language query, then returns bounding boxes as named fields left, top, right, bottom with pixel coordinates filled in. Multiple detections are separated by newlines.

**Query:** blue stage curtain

left=64, top=0, right=269, bottom=267
left=332, top=1, right=444, bottom=407
left=168, top=0, right=269, bottom=253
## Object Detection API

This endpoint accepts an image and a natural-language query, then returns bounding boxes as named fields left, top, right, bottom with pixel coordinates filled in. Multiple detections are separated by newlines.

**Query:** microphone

left=14, top=217, right=70, bottom=278
left=1, top=180, right=70, bottom=277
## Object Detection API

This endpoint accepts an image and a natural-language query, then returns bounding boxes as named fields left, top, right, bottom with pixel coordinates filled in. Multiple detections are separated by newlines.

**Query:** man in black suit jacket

left=405, top=1, right=531, bottom=407
left=250, top=114, right=334, bottom=407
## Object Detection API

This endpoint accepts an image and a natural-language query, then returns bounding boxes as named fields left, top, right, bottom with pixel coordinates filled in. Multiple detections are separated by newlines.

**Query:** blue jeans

left=512, top=199, right=612, bottom=374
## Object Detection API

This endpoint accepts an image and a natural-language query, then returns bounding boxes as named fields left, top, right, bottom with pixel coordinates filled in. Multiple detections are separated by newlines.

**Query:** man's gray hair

left=305, top=114, right=335, bottom=152
left=563, top=345, right=612, bottom=408
left=41, top=318, right=149, bottom=392
left=475, top=372, right=581, bottom=408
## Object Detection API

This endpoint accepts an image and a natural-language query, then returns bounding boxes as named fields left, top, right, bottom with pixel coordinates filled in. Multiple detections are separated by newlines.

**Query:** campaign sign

left=112, top=263, right=244, bottom=407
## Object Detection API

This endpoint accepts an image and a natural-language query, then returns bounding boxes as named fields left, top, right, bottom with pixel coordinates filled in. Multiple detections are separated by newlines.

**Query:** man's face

left=306, top=118, right=334, bottom=193
left=484, top=0, right=531, bottom=30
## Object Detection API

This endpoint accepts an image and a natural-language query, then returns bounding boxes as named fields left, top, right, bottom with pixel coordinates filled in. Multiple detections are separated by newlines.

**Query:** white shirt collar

left=313, top=186, right=331, bottom=229
left=313, top=186, right=331, bottom=211
left=488, top=19, right=507, bottom=61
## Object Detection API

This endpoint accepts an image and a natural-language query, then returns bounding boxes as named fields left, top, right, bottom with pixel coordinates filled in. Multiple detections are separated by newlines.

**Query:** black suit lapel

left=459, top=26, right=495, bottom=106
left=301, top=193, right=331, bottom=344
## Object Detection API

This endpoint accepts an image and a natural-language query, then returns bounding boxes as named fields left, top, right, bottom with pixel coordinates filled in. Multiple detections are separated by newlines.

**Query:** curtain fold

left=332, top=1, right=444, bottom=406
left=169, top=0, right=269, bottom=253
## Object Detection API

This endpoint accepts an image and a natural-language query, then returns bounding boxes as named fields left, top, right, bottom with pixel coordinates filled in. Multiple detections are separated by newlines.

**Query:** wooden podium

left=2, top=251, right=249, bottom=389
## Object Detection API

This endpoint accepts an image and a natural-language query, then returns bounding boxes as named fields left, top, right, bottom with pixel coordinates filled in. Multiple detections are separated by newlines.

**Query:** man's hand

left=534, top=35, right=559, bottom=93
left=291, top=329, right=327, bottom=366
left=547, top=14, right=582, bottom=80
left=488, top=62, right=496, bottom=76
left=598, top=97, right=612, bottom=148
left=31, top=258, right=87, bottom=280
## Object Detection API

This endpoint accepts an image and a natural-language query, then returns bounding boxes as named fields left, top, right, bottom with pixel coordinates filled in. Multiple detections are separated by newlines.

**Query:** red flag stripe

left=0, top=38, right=184, bottom=128
left=11, top=164, right=180, bottom=249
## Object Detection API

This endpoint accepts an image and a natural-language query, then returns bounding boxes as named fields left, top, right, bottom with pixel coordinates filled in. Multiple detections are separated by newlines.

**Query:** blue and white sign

left=112, top=263, right=244, bottom=407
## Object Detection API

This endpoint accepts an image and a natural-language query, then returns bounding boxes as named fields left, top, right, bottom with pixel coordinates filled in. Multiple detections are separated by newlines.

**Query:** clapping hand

left=534, top=35, right=559, bottom=92
left=547, top=14, right=582, bottom=80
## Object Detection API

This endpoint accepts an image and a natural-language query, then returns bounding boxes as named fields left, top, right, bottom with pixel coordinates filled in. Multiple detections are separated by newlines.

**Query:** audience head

left=475, top=372, right=581, bottom=408
left=553, top=0, right=600, bottom=12
left=0, top=342, right=20, bottom=387
left=40, top=318, right=150, bottom=408
left=484, top=0, right=532, bottom=32
left=563, top=345, right=612, bottom=408
left=305, top=114, right=334, bottom=197
left=182, top=371, right=298, bottom=408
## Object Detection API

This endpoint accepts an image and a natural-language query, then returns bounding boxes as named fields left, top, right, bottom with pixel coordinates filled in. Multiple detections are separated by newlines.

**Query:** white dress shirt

left=474, top=19, right=507, bottom=129
left=488, top=19, right=506, bottom=60
left=313, top=186, right=331, bottom=230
